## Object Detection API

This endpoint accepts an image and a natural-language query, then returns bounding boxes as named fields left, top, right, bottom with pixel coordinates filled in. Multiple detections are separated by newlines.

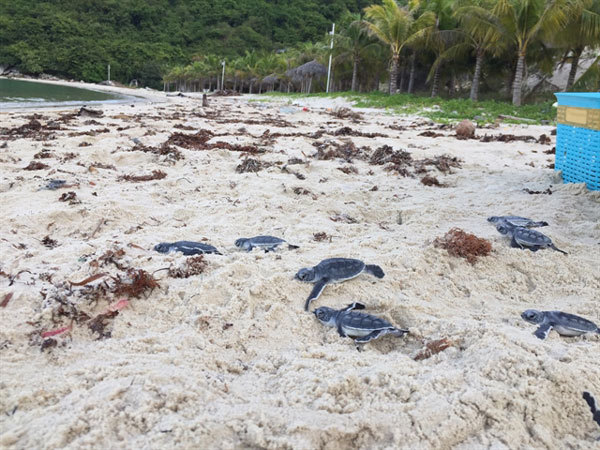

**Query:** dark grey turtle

left=495, top=223, right=567, bottom=254
left=314, top=302, right=408, bottom=345
left=487, top=215, right=548, bottom=228
left=295, top=258, right=385, bottom=311
left=583, top=392, right=600, bottom=429
left=521, top=309, right=599, bottom=340
left=235, top=235, right=299, bottom=252
left=154, top=241, right=222, bottom=256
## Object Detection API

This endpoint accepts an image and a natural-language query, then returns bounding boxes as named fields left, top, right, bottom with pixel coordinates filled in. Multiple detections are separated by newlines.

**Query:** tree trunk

left=249, top=81, right=253, bottom=94
left=470, top=48, right=484, bottom=101
left=512, top=52, right=525, bottom=106
left=351, top=54, right=359, bottom=92
left=389, top=53, right=399, bottom=94
left=308, top=77, right=313, bottom=93
left=407, top=52, right=416, bottom=94
left=399, top=64, right=405, bottom=93
left=431, top=63, right=441, bottom=97
left=566, top=47, right=582, bottom=91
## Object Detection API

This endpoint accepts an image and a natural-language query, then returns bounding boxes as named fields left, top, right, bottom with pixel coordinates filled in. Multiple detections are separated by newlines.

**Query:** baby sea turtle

left=487, top=215, right=548, bottom=228
left=521, top=309, right=600, bottom=340
left=583, top=392, right=600, bottom=429
left=295, top=258, right=385, bottom=311
left=314, top=302, right=408, bottom=345
left=154, top=241, right=222, bottom=255
left=495, top=223, right=567, bottom=254
left=235, top=235, right=299, bottom=252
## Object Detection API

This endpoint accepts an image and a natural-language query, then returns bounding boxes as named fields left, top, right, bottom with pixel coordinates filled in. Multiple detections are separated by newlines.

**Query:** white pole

left=221, top=61, right=226, bottom=91
left=107, top=64, right=110, bottom=82
left=326, top=23, right=335, bottom=93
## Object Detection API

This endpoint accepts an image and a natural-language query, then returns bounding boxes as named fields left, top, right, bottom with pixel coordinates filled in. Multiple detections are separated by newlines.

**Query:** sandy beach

left=1, top=83, right=599, bottom=449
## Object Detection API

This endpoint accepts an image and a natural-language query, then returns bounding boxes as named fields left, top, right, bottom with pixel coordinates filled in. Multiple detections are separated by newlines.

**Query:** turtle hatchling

left=154, top=241, right=222, bottom=255
left=495, top=223, right=567, bottom=254
left=295, top=258, right=385, bottom=311
left=487, top=215, right=548, bottom=228
left=235, top=235, right=299, bottom=252
left=314, top=302, right=408, bottom=345
left=521, top=309, right=600, bottom=340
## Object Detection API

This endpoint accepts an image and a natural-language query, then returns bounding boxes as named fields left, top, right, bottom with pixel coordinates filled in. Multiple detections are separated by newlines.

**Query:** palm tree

left=433, top=0, right=506, bottom=101
left=554, top=0, right=600, bottom=90
left=334, top=14, right=378, bottom=91
left=364, top=0, right=435, bottom=94
left=487, top=0, right=573, bottom=105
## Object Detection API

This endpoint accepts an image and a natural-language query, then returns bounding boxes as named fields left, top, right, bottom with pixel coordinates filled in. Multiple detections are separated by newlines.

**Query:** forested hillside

left=0, top=0, right=372, bottom=86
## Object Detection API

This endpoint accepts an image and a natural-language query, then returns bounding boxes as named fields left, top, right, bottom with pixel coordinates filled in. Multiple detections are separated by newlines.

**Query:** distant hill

left=0, top=0, right=373, bottom=87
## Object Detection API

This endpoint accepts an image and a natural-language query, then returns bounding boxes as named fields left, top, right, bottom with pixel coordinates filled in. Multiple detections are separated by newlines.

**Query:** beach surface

left=1, top=84, right=599, bottom=449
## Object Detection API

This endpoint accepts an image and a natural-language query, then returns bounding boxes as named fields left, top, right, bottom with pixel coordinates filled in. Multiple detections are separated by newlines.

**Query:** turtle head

left=521, top=309, right=544, bottom=324
left=313, top=307, right=337, bottom=327
left=295, top=268, right=315, bottom=282
left=235, top=238, right=250, bottom=250
left=487, top=216, right=502, bottom=225
left=154, top=243, right=171, bottom=253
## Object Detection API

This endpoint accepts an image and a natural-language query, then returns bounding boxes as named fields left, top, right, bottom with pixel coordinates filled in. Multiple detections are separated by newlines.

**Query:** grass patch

left=261, top=91, right=555, bottom=125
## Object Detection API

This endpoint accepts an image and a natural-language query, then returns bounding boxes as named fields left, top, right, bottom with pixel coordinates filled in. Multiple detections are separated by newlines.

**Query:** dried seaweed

left=313, top=140, right=365, bottom=162
left=69, top=273, right=107, bottom=286
left=523, top=187, right=552, bottom=195
left=130, top=142, right=183, bottom=161
left=414, top=338, right=453, bottom=361
left=434, top=228, right=491, bottom=264
left=313, top=232, right=331, bottom=242
left=33, top=150, right=54, bottom=159
left=58, top=191, right=79, bottom=203
left=420, top=176, right=444, bottom=187
left=23, top=161, right=49, bottom=170
left=119, top=170, right=167, bottom=182
left=41, top=338, right=57, bottom=351
left=337, top=166, right=358, bottom=174
left=236, top=157, right=271, bottom=173
left=168, top=256, right=207, bottom=278
left=1, top=293, right=13, bottom=308
left=112, top=269, right=159, bottom=298
left=414, top=155, right=462, bottom=174
left=165, top=130, right=263, bottom=154
left=330, top=213, right=358, bottom=224
left=333, top=127, right=386, bottom=138
left=89, top=162, right=116, bottom=170
left=41, top=236, right=58, bottom=248
left=418, top=131, right=445, bottom=138
left=330, top=107, right=362, bottom=120
left=88, top=311, right=118, bottom=339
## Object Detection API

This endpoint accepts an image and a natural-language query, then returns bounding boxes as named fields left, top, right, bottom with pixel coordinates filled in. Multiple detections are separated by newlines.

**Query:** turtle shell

left=316, top=258, right=366, bottom=280
left=513, top=228, right=552, bottom=247
left=548, top=311, right=599, bottom=333
left=340, top=311, right=395, bottom=337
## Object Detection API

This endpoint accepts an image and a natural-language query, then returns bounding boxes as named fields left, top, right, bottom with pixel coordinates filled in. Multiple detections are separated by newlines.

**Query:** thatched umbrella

left=293, top=60, right=327, bottom=93
left=262, top=74, right=278, bottom=92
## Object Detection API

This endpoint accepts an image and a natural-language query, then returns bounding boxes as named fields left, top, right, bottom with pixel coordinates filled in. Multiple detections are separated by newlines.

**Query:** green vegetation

left=263, top=91, right=556, bottom=124
left=2, top=0, right=598, bottom=104
left=0, top=0, right=371, bottom=87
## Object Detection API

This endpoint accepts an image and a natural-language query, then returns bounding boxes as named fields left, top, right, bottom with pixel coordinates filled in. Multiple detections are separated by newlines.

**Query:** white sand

left=1, top=84, right=599, bottom=449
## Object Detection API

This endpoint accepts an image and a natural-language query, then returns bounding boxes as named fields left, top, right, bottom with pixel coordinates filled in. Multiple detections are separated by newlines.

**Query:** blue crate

left=555, top=124, right=600, bottom=190
left=554, top=92, right=600, bottom=191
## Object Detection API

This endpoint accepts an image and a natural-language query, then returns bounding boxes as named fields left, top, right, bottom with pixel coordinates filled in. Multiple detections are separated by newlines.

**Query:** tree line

left=165, top=0, right=600, bottom=105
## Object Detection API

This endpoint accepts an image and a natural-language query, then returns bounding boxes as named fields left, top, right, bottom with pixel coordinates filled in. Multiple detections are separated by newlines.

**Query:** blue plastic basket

left=554, top=93, right=600, bottom=191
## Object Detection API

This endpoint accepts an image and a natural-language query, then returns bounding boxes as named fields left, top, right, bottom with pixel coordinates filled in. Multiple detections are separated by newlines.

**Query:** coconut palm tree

left=334, top=13, right=378, bottom=91
left=484, top=0, right=573, bottom=105
left=364, top=0, right=435, bottom=94
left=554, top=0, right=600, bottom=90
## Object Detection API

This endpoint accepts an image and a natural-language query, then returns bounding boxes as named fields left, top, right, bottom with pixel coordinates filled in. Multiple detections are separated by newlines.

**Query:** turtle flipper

left=582, top=392, right=600, bottom=427
left=287, top=244, right=300, bottom=250
left=304, top=278, right=329, bottom=311
left=342, top=302, right=365, bottom=312
left=549, top=244, right=568, bottom=255
left=534, top=323, right=552, bottom=340
left=510, top=235, right=524, bottom=249
left=355, top=330, right=384, bottom=344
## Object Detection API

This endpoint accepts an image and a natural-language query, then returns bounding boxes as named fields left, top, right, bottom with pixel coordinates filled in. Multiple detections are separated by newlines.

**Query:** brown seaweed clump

left=168, top=256, right=207, bottom=278
left=434, top=228, right=491, bottom=264
left=119, top=170, right=167, bottom=182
